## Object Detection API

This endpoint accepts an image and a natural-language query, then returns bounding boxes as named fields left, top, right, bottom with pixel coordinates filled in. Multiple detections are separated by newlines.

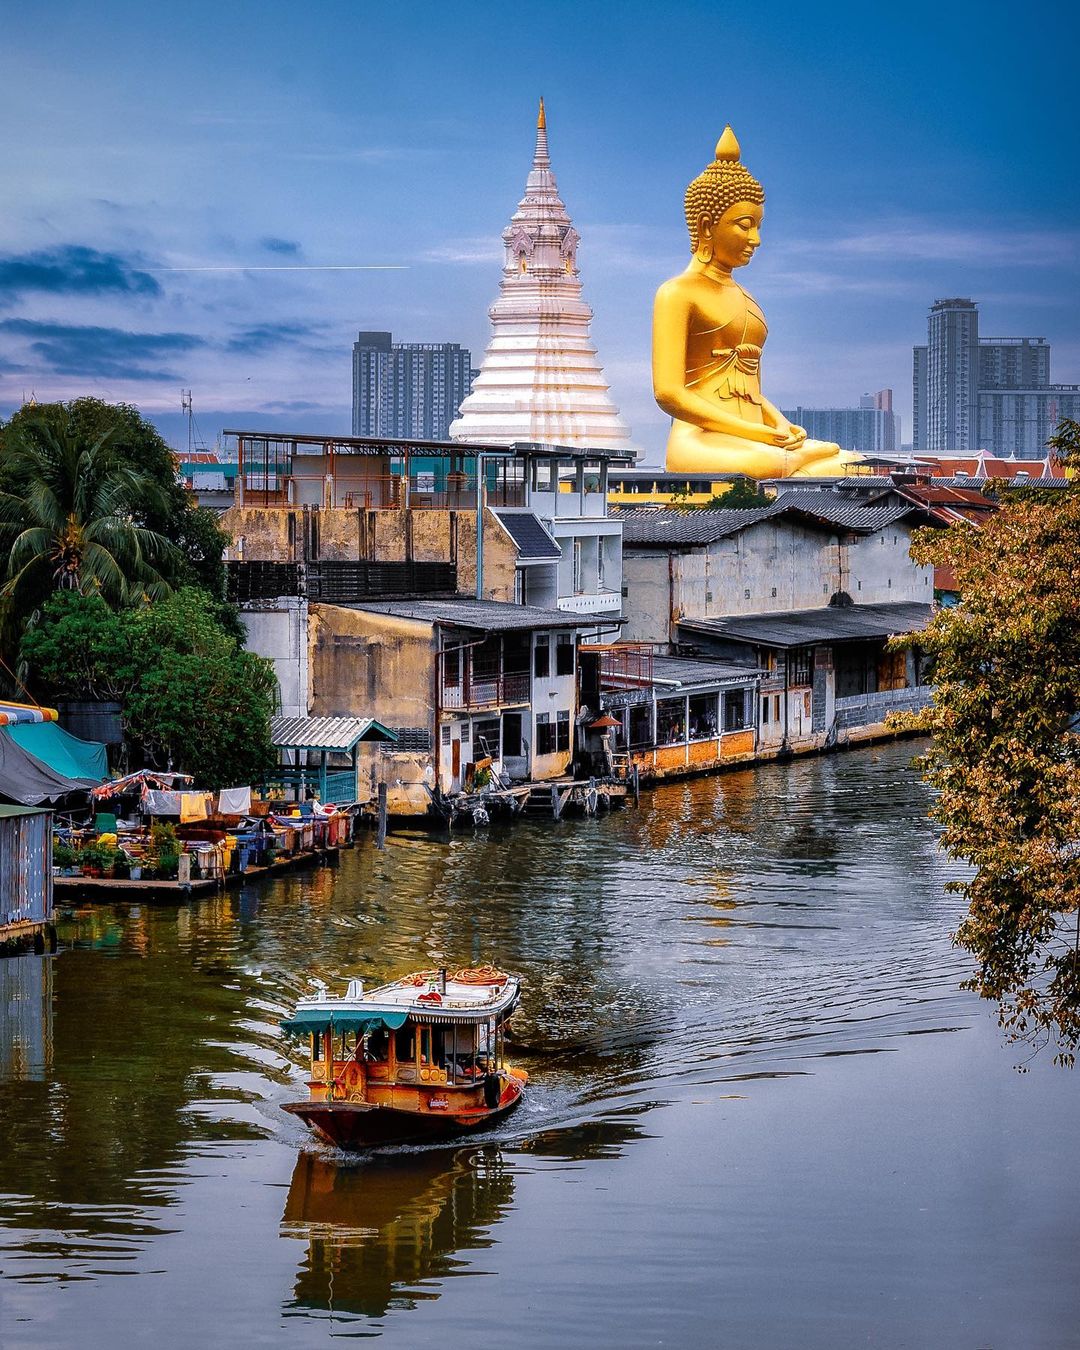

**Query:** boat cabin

left=282, top=968, right=522, bottom=1126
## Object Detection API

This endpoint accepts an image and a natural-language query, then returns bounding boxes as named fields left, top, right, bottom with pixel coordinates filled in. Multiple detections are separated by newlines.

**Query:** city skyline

left=1, top=1, right=1077, bottom=461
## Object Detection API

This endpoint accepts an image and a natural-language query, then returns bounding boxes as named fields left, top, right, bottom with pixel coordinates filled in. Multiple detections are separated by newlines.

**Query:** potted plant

left=80, top=846, right=103, bottom=877
left=157, top=850, right=180, bottom=881
left=53, top=842, right=77, bottom=876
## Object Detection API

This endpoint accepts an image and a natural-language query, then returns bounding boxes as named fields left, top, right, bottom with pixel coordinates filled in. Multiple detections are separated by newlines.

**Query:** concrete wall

left=622, top=519, right=933, bottom=643
left=220, top=503, right=516, bottom=601
left=309, top=605, right=438, bottom=817
left=240, top=600, right=307, bottom=718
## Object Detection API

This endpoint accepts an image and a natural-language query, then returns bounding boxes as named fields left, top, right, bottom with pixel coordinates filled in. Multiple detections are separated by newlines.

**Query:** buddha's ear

left=695, top=214, right=714, bottom=264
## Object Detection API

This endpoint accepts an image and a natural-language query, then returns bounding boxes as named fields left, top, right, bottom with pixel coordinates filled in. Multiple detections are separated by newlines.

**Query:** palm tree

left=0, top=414, right=176, bottom=606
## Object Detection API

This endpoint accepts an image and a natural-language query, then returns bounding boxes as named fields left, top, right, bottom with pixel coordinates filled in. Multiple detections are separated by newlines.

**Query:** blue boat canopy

left=280, top=1008, right=410, bottom=1037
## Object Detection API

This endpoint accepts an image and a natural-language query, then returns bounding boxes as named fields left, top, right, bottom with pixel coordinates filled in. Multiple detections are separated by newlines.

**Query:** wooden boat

left=280, top=966, right=527, bottom=1149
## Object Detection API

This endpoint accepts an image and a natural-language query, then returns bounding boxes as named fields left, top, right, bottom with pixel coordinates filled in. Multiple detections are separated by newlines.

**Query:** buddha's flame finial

left=532, top=97, right=550, bottom=169
left=538, top=96, right=546, bottom=130
left=714, top=125, right=741, bottom=162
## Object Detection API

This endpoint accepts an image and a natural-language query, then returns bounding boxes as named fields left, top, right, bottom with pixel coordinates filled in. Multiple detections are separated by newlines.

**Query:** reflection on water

left=282, top=1148, right=515, bottom=1319
left=1, top=743, right=1077, bottom=1348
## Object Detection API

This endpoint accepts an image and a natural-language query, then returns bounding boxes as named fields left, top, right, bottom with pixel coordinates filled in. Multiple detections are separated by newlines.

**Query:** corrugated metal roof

left=650, top=656, right=760, bottom=689
left=493, top=510, right=562, bottom=561
left=270, top=716, right=397, bottom=751
left=765, top=492, right=916, bottom=532
left=617, top=493, right=919, bottom=546
left=617, top=507, right=778, bottom=544
left=680, top=601, right=934, bottom=649
left=350, top=599, right=585, bottom=631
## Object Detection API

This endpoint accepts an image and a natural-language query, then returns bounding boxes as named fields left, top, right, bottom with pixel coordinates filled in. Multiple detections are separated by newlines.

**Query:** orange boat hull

left=282, top=1076, right=524, bottom=1149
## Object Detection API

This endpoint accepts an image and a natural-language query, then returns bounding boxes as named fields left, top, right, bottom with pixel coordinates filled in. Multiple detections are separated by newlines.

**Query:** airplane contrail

left=150, top=264, right=409, bottom=272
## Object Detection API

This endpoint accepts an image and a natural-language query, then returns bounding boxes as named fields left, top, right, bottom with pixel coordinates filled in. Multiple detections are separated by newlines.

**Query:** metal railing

left=441, top=671, right=531, bottom=710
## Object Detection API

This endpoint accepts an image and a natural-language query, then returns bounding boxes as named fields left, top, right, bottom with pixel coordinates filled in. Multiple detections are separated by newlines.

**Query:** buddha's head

left=684, top=126, right=765, bottom=269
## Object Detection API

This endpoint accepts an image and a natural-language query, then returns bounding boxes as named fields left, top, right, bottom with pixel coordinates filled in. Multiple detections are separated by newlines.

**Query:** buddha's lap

left=665, top=423, right=841, bottom=479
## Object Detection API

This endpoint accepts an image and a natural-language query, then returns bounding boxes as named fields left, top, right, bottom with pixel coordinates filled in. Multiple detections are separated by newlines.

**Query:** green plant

left=52, top=842, right=77, bottom=870
left=150, top=822, right=178, bottom=852
left=157, top=851, right=180, bottom=880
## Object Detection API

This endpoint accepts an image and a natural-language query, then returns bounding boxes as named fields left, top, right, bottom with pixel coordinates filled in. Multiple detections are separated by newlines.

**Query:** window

left=441, top=725, right=451, bottom=745
left=443, top=646, right=461, bottom=687
left=656, top=698, right=686, bottom=746
left=583, top=461, right=602, bottom=493
left=688, top=692, right=719, bottom=740
left=628, top=703, right=653, bottom=748
left=532, top=460, right=555, bottom=492
left=534, top=635, right=550, bottom=679
left=573, top=540, right=583, bottom=593
left=536, top=712, right=556, bottom=755
left=598, top=538, right=606, bottom=590
left=556, top=709, right=571, bottom=752
left=789, top=647, right=813, bottom=687
left=723, top=689, right=747, bottom=731
left=555, top=632, right=574, bottom=677
left=460, top=722, right=470, bottom=744
left=474, top=718, right=500, bottom=759
left=762, top=696, right=770, bottom=725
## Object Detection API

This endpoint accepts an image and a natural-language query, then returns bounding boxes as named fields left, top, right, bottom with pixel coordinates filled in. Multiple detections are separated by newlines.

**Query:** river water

left=1, top=742, right=1077, bottom=1349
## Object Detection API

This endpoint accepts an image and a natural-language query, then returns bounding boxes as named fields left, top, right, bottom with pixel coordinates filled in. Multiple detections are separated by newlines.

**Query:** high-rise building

left=780, top=390, right=900, bottom=455
left=352, top=332, right=474, bottom=439
left=912, top=346, right=929, bottom=451
left=926, top=298, right=980, bottom=452
left=450, top=100, right=632, bottom=449
left=913, top=300, right=1079, bottom=458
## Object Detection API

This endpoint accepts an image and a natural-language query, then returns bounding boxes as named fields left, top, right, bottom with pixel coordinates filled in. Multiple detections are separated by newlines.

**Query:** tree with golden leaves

left=908, top=420, right=1080, bottom=1064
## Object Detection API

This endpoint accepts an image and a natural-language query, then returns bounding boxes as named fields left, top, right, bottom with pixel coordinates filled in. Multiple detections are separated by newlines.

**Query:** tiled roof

left=493, top=510, right=562, bottom=561
left=680, top=601, right=934, bottom=649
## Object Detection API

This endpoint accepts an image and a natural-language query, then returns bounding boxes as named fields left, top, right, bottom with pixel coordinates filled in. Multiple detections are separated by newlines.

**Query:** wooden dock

left=54, top=843, right=345, bottom=904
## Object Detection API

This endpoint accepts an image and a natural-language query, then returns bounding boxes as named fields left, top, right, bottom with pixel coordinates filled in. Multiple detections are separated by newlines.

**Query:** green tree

left=0, top=413, right=174, bottom=607
left=21, top=589, right=277, bottom=790
left=0, top=398, right=229, bottom=596
left=708, top=477, right=769, bottom=509
left=908, top=420, right=1080, bottom=1063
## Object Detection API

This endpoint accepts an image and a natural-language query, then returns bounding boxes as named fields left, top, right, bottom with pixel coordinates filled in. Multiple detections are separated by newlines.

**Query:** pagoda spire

left=533, top=96, right=550, bottom=169
left=450, top=103, right=632, bottom=450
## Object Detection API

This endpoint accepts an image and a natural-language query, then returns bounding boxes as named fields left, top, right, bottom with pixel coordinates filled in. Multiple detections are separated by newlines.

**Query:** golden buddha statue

left=653, top=127, right=854, bottom=478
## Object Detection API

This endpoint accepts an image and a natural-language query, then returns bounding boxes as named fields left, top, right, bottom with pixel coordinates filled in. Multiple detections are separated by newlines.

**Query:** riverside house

left=602, top=492, right=936, bottom=770
left=219, top=431, right=627, bottom=814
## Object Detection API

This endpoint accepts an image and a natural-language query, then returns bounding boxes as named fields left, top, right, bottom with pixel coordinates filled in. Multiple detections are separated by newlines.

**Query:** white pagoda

left=450, top=101, right=633, bottom=449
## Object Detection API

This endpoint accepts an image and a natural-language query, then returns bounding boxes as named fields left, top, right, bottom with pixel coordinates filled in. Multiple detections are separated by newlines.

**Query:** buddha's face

left=699, top=201, right=763, bottom=270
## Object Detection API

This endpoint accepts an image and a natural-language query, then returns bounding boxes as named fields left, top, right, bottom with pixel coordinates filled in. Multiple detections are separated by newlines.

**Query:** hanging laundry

left=143, top=789, right=182, bottom=816
left=216, top=785, right=251, bottom=815
left=180, top=792, right=209, bottom=823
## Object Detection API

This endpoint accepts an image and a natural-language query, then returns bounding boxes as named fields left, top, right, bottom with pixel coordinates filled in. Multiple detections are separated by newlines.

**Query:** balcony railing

left=239, top=474, right=526, bottom=511
left=441, top=671, right=531, bottom=710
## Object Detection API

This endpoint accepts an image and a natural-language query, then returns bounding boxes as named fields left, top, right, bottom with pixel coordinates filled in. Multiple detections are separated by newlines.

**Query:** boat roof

left=282, top=970, right=520, bottom=1035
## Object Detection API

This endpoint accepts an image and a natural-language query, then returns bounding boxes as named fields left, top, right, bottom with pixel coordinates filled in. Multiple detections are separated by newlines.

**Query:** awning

left=4, top=721, right=108, bottom=782
left=0, top=730, right=95, bottom=805
left=0, top=701, right=58, bottom=726
left=280, top=1008, right=410, bottom=1037
left=270, top=715, right=397, bottom=753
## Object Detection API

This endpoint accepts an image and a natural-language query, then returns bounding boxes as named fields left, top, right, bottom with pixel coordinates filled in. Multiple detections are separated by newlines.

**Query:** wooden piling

left=376, top=783, right=388, bottom=850
left=632, top=763, right=641, bottom=807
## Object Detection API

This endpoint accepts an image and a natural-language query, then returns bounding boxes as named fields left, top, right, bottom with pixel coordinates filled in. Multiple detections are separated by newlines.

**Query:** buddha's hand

left=782, top=422, right=807, bottom=450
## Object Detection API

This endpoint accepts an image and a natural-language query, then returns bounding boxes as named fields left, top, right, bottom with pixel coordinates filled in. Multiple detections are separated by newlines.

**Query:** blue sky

left=1, top=0, right=1077, bottom=461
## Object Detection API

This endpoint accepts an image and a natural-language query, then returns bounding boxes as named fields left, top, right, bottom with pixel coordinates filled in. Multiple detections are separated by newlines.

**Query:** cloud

left=261, top=236, right=302, bottom=257
left=0, top=319, right=204, bottom=381
left=423, top=237, right=503, bottom=265
left=0, top=245, right=162, bottom=300
left=777, top=223, right=1080, bottom=268
left=224, top=321, right=323, bottom=355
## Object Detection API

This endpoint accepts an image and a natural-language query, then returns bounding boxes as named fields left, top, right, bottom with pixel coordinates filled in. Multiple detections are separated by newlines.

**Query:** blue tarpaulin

left=280, top=1009, right=409, bottom=1037
left=4, top=722, right=107, bottom=784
